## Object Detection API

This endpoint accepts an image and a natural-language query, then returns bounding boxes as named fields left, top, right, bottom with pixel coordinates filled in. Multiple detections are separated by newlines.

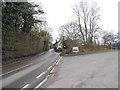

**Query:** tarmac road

left=41, top=50, right=118, bottom=88
left=1, top=50, right=60, bottom=89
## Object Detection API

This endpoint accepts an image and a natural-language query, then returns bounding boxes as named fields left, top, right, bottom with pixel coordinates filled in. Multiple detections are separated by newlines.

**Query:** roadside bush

left=2, top=2, right=51, bottom=61
left=65, top=48, right=72, bottom=54
left=60, top=50, right=66, bottom=56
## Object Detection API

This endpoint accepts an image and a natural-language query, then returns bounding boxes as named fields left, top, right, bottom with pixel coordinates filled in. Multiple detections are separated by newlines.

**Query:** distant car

left=72, top=47, right=79, bottom=52
left=57, top=48, right=63, bottom=52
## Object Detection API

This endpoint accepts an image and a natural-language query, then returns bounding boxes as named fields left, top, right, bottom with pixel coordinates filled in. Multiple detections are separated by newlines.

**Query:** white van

left=72, top=47, right=79, bottom=52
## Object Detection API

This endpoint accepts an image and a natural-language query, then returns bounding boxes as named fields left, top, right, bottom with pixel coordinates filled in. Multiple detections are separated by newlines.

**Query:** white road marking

left=34, top=56, right=62, bottom=88
left=0, top=63, right=33, bottom=77
left=53, top=62, right=56, bottom=65
left=2, top=60, right=27, bottom=67
left=56, top=57, right=62, bottom=65
left=36, top=72, right=45, bottom=79
left=35, top=75, right=50, bottom=88
left=22, top=84, right=29, bottom=89
left=35, top=77, right=47, bottom=88
left=47, top=75, right=50, bottom=78
left=1, top=52, right=45, bottom=68
left=48, top=66, right=52, bottom=70
left=50, top=68, right=54, bottom=73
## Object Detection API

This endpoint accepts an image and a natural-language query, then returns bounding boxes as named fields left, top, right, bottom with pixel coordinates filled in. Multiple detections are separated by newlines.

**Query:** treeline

left=59, top=1, right=101, bottom=48
left=2, top=2, right=52, bottom=61
left=58, top=1, right=119, bottom=49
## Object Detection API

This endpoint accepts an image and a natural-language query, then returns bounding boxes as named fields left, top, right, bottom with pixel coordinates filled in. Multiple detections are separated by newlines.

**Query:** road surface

left=1, top=50, right=60, bottom=89
left=41, top=51, right=118, bottom=88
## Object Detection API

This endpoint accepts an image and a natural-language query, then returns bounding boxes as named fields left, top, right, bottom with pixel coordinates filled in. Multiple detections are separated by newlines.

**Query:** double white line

left=22, top=84, right=29, bottom=89
left=22, top=56, right=62, bottom=89
left=48, top=66, right=52, bottom=70
left=35, top=75, right=50, bottom=88
left=36, top=72, right=45, bottom=79
left=56, top=57, right=62, bottom=65
left=35, top=57, right=62, bottom=88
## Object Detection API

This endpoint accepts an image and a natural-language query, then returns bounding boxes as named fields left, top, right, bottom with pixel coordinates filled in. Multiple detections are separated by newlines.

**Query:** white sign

left=72, top=47, right=79, bottom=52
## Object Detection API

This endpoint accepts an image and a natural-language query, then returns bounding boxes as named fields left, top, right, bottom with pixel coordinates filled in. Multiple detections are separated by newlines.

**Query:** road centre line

left=56, top=57, right=62, bottom=65
left=35, top=56, right=62, bottom=88
left=53, top=62, right=56, bottom=65
left=0, top=63, right=33, bottom=77
left=35, top=75, right=50, bottom=88
left=21, top=84, right=29, bottom=90
left=36, top=72, right=45, bottom=79
left=48, top=66, right=52, bottom=70
left=35, top=77, right=47, bottom=88
left=22, top=55, right=61, bottom=89
left=50, top=68, right=54, bottom=73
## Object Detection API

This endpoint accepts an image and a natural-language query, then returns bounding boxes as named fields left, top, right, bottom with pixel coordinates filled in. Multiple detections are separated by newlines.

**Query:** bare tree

left=102, top=31, right=117, bottom=44
left=59, top=22, right=83, bottom=43
left=73, top=4, right=85, bottom=44
left=73, top=1, right=101, bottom=45
left=88, top=2, right=101, bottom=44
left=80, top=1, right=90, bottom=42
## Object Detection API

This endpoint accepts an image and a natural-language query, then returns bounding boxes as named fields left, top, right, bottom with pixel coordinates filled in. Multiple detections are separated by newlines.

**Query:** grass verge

left=62, top=49, right=119, bottom=56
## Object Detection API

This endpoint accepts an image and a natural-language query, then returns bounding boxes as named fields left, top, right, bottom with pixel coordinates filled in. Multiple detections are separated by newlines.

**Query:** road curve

left=1, top=50, right=60, bottom=89
left=41, top=51, right=118, bottom=88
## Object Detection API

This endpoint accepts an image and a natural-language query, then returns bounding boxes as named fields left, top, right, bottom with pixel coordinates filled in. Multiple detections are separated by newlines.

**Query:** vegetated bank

left=2, top=2, right=52, bottom=62
left=60, top=44, right=118, bottom=56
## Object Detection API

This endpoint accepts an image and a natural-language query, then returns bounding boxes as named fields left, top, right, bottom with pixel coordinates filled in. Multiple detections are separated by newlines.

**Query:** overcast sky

left=29, top=0, right=119, bottom=40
